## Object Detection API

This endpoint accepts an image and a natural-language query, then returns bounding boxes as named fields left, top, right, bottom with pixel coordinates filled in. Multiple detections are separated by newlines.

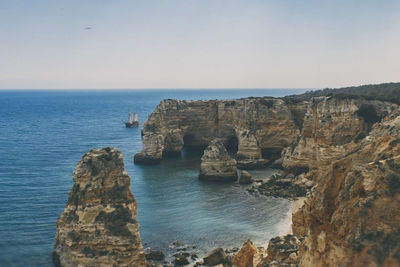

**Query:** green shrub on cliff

left=285, top=82, right=400, bottom=104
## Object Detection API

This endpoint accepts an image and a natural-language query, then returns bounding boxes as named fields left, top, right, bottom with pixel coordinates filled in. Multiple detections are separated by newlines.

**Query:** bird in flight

left=85, top=26, right=92, bottom=30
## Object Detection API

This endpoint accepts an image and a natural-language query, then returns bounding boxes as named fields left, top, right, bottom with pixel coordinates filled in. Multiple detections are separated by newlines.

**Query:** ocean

left=0, top=89, right=305, bottom=266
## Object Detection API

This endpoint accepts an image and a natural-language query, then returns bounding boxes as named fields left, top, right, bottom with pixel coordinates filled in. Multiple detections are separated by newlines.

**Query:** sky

left=0, top=0, right=399, bottom=89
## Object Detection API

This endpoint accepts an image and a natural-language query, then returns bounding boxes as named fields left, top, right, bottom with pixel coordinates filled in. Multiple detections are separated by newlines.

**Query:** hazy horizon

left=0, top=87, right=313, bottom=91
left=1, top=1, right=400, bottom=90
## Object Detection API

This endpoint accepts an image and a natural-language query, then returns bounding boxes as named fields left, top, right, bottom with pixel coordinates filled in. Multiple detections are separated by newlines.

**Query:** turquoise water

left=0, top=89, right=304, bottom=266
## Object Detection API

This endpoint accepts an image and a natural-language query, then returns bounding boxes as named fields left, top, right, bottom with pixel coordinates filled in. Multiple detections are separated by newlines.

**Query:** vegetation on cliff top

left=284, top=82, right=400, bottom=104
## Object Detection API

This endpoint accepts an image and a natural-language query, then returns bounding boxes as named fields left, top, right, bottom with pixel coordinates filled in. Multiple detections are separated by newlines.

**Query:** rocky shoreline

left=54, top=93, right=400, bottom=266
left=134, top=95, right=400, bottom=266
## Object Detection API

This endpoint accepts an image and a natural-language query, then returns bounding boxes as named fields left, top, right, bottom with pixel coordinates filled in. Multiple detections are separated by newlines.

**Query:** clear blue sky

left=1, top=0, right=399, bottom=89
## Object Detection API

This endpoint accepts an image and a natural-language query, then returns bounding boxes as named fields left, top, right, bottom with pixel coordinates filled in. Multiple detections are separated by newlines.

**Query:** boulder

left=174, top=253, right=189, bottom=265
left=53, top=147, right=146, bottom=267
left=266, top=235, right=300, bottom=264
left=203, top=248, right=227, bottom=266
left=146, top=250, right=165, bottom=261
left=233, top=239, right=258, bottom=267
left=199, top=139, right=238, bottom=182
left=239, top=170, right=253, bottom=184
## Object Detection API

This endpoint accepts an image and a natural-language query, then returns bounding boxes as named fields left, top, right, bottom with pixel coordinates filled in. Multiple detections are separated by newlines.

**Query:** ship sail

left=128, top=113, right=135, bottom=123
left=125, top=112, right=139, bottom=127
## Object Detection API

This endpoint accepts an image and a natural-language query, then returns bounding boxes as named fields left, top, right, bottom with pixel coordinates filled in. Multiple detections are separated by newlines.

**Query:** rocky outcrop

left=247, top=173, right=311, bottom=199
left=233, top=96, right=399, bottom=266
left=282, top=97, right=396, bottom=176
left=199, top=139, right=238, bottom=182
left=203, top=248, right=228, bottom=266
left=133, top=94, right=400, bottom=266
left=233, top=240, right=258, bottom=267
left=53, top=147, right=146, bottom=267
left=292, top=109, right=400, bottom=266
left=263, top=235, right=301, bottom=266
left=146, top=250, right=165, bottom=262
left=135, top=98, right=306, bottom=168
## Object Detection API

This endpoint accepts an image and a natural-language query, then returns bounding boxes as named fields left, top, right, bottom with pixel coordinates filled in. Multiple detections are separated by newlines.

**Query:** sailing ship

left=125, top=112, right=139, bottom=127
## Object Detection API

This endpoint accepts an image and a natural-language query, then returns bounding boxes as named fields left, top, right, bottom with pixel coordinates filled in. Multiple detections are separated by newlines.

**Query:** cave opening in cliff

left=183, top=133, right=196, bottom=147
left=182, top=133, right=207, bottom=156
left=225, top=135, right=238, bottom=155
left=261, top=148, right=282, bottom=160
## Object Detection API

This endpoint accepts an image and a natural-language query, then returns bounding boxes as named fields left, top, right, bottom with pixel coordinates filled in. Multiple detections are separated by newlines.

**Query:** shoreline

left=268, top=196, right=306, bottom=247
left=152, top=189, right=307, bottom=266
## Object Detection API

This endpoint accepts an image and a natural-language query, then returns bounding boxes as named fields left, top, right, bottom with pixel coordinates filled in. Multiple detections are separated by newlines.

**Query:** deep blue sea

left=0, top=89, right=306, bottom=266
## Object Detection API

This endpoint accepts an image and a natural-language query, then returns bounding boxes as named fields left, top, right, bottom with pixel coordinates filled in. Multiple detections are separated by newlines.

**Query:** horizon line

left=0, top=87, right=316, bottom=91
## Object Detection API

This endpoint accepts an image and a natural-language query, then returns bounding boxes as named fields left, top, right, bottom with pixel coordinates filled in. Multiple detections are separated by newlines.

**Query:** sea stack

left=199, top=139, right=238, bottom=182
left=53, top=147, right=146, bottom=267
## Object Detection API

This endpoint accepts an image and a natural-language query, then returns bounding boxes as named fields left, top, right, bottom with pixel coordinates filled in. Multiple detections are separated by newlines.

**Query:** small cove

left=133, top=150, right=290, bottom=260
left=0, top=89, right=304, bottom=266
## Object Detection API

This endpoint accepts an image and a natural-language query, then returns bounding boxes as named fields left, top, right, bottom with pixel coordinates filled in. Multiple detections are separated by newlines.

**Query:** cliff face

left=53, top=147, right=146, bottom=267
left=282, top=97, right=396, bottom=176
left=292, top=110, right=400, bottom=266
left=279, top=97, right=400, bottom=266
left=134, top=98, right=306, bottom=168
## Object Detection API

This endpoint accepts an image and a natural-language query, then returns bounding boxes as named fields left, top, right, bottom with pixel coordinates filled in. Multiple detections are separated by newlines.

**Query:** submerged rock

left=53, top=147, right=146, bottom=267
left=199, top=139, right=238, bottom=182
left=146, top=250, right=165, bottom=261
left=174, top=253, right=189, bottom=265
left=239, top=170, right=253, bottom=184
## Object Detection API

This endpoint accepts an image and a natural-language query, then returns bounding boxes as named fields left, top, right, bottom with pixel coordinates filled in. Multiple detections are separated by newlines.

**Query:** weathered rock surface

left=203, top=248, right=228, bottom=266
left=239, top=170, right=253, bottom=184
left=135, top=94, right=400, bottom=266
left=264, top=235, right=301, bottom=266
left=174, top=253, right=189, bottom=265
left=292, top=109, right=400, bottom=266
left=282, top=97, right=396, bottom=176
left=233, top=239, right=257, bottom=267
left=247, top=173, right=310, bottom=199
left=53, top=147, right=146, bottom=267
left=235, top=96, right=400, bottom=266
left=146, top=250, right=165, bottom=261
left=199, top=139, right=238, bottom=182
left=135, top=98, right=306, bottom=168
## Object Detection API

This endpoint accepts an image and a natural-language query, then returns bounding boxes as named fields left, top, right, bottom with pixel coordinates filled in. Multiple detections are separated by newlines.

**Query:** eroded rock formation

left=135, top=98, right=306, bottom=168
left=282, top=97, right=396, bottom=175
left=292, top=109, right=400, bottom=266
left=53, top=147, right=146, bottom=267
left=199, top=139, right=238, bottom=182
left=135, top=94, right=400, bottom=266
left=233, top=239, right=258, bottom=267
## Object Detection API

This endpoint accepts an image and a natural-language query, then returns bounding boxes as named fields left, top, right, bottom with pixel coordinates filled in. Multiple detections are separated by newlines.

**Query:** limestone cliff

left=282, top=96, right=396, bottom=176
left=53, top=147, right=146, bottom=267
left=230, top=96, right=400, bottom=266
left=292, top=109, right=400, bottom=266
left=199, top=139, right=238, bottom=182
left=134, top=98, right=305, bottom=168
